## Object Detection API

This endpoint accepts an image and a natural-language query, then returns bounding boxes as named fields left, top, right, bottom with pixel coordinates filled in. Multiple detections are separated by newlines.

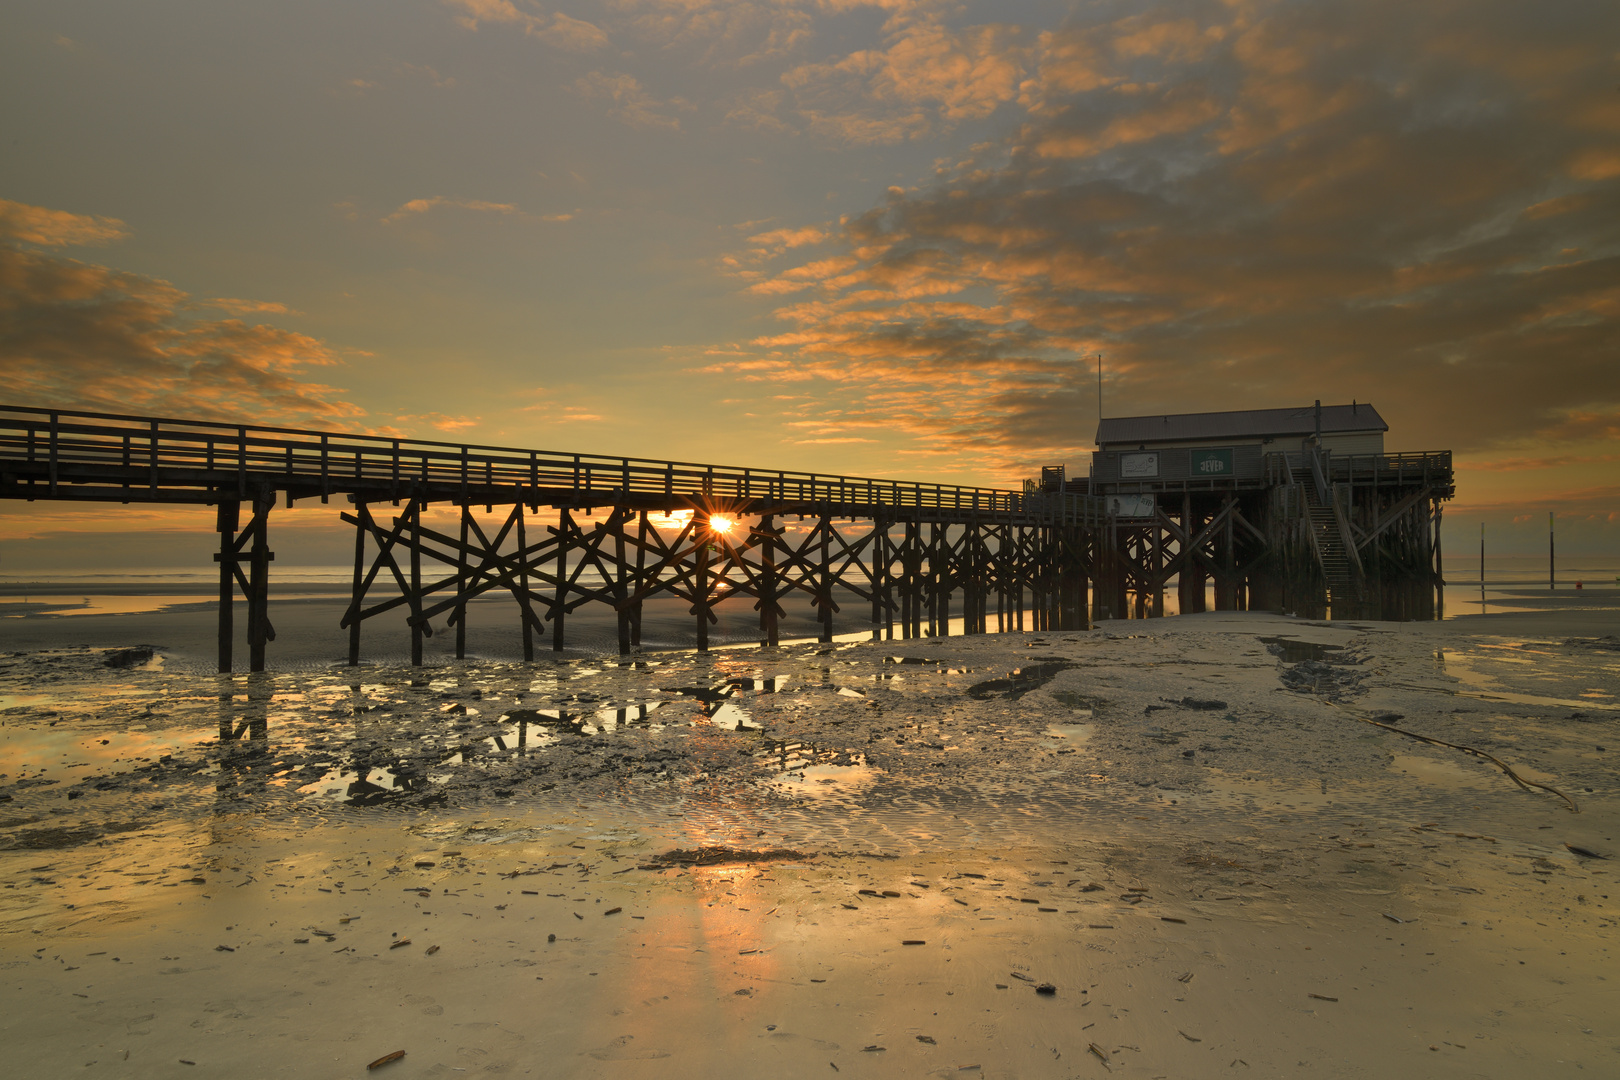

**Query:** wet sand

left=1, top=603, right=1617, bottom=1078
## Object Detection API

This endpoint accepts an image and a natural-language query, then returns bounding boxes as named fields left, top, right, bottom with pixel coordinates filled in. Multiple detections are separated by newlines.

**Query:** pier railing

left=1265, top=450, right=1453, bottom=493
left=0, top=405, right=1104, bottom=521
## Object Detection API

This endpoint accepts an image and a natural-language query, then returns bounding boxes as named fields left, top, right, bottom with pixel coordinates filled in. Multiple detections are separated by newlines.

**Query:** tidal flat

left=1, top=607, right=1616, bottom=1078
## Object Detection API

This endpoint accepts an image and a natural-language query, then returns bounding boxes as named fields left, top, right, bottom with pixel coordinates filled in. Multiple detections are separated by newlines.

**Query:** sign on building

left=1191, top=448, right=1234, bottom=476
left=1120, top=452, right=1159, bottom=479
left=1107, top=493, right=1156, bottom=519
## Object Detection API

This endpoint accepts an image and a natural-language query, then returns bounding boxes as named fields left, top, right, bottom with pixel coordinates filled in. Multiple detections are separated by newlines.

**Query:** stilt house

left=1083, top=402, right=1452, bottom=620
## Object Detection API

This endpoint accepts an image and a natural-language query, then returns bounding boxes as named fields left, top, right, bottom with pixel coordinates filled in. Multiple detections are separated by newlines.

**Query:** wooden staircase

left=1296, top=464, right=1358, bottom=603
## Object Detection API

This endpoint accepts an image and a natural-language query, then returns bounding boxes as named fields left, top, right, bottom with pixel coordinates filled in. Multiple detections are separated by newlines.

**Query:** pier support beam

left=759, top=514, right=781, bottom=647
left=694, top=511, right=712, bottom=652
left=246, top=489, right=275, bottom=673
left=348, top=499, right=365, bottom=665
left=409, top=499, right=423, bottom=667
left=552, top=508, right=570, bottom=653
left=215, top=498, right=238, bottom=674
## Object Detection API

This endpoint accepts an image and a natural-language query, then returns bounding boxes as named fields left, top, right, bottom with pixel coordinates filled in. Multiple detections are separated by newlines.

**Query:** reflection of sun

left=709, top=514, right=735, bottom=536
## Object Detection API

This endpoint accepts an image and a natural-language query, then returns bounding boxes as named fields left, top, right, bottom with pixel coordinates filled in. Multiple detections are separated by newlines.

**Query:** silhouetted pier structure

left=1081, top=403, right=1454, bottom=621
left=0, top=406, right=1100, bottom=671
left=0, top=403, right=1453, bottom=672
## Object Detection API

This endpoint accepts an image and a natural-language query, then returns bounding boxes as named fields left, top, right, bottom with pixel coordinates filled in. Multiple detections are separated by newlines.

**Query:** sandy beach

left=1, top=599, right=1617, bottom=1078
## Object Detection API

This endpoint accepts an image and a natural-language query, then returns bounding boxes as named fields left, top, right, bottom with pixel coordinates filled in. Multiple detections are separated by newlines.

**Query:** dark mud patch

left=967, top=661, right=1075, bottom=700
left=1564, top=636, right=1620, bottom=652
left=103, top=647, right=156, bottom=669
left=638, top=846, right=813, bottom=870
left=1280, top=659, right=1367, bottom=697
left=0, top=820, right=149, bottom=851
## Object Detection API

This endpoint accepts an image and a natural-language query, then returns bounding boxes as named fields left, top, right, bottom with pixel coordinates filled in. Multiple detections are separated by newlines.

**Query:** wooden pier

left=0, top=402, right=1454, bottom=672
left=0, top=406, right=1099, bottom=671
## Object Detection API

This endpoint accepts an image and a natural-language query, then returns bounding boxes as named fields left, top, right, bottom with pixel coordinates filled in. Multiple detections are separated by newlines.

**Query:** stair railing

left=1331, top=483, right=1364, bottom=579
left=1307, top=443, right=1331, bottom=504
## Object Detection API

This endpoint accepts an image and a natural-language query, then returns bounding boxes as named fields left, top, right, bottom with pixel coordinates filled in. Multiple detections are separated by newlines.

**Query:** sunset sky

left=2, top=0, right=1616, bottom=565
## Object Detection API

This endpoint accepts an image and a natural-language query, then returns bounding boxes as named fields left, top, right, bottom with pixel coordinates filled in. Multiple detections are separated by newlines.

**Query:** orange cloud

left=782, top=13, right=1029, bottom=143
left=1034, top=83, right=1222, bottom=159
left=748, top=225, right=828, bottom=252
left=1568, top=147, right=1620, bottom=182
left=620, top=0, right=814, bottom=68
left=0, top=198, right=129, bottom=247
left=696, top=0, right=1620, bottom=483
left=395, top=412, right=481, bottom=433
left=443, top=0, right=608, bottom=50
left=382, top=196, right=523, bottom=224
left=572, top=72, right=693, bottom=131
left=1, top=202, right=364, bottom=427
left=207, top=297, right=295, bottom=316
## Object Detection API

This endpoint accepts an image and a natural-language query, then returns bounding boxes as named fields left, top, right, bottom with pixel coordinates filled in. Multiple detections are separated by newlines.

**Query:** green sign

left=1191, top=448, right=1234, bottom=476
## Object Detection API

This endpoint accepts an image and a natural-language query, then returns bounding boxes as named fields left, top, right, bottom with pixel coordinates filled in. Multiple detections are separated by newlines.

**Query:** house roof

left=1096, top=403, right=1387, bottom=446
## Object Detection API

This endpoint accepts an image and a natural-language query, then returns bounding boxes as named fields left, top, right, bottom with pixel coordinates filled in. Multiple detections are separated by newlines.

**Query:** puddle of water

left=298, top=765, right=426, bottom=804
left=705, top=702, right=760, bottom=731
left=1044, top=722, right=1094, bottom=746
left=967, top=662, right=1074, bottom=700
left=1258, top=637, right=1345, bottom=663
left=484, top=721, right=562, bottom=753
left=1050, top=691, right=1094, bottom=713
left=723, top=676, right=791, bottom=693
left=766, top=761, right=877, bottom=799
left=1440, top=649, right=1620, bottom=713
left=0, top=594, right=324, bottom=618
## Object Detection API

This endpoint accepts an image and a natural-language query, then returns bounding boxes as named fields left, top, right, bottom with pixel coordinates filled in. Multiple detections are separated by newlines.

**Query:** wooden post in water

left=869, top=515, right=886, bottom=642
left=455, top=504, right=470, bottom=660
left=216, top=497, right=239, bottom=673
left=1212, top=496, right=1235, bottom=610
left=900, top=519, right=915, bottom=639
left=967, top=523, right=978, bottom=633
left=409, top=498, right=424, bottom=667
left=615, top=510, right=632, bottom=656
left=695, top=512, right=711, bottom=652
left=760, top=513, right=781, bottom=647
left=1150, top=521, right=1165, bottom=617
left=1175, top=495, right=1195, bottom=616
left=923, top=521, right=937, bottom=637
left=631, top=511, right=647, bottom=649
left=1014, top=526, right=1026, bottom=631
left=347, top=499, right=364, bottom=666
left=993, top=523, right=1006, bottom=633
left=819, top=512, right=834, bottom=643
left=553, top=508, right=570, bottom=651
left=247, top=489, right=274, bottom=673
left=1433, top=500, right=1444, bottom=619
left=517, top=504, right=535, bottom=661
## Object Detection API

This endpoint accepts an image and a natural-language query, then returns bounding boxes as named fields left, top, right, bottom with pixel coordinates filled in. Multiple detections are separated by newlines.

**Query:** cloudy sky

left=2, top=0, right=1617, bottom=560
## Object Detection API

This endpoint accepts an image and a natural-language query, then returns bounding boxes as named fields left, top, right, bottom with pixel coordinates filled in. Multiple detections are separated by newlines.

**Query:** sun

left=709, top=514, right=736, bottom=536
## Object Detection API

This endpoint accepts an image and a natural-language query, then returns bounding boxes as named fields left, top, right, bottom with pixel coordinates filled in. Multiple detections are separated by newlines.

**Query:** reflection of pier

left=1, top=406, right=1102, bottom=670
